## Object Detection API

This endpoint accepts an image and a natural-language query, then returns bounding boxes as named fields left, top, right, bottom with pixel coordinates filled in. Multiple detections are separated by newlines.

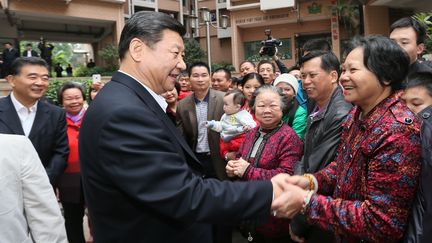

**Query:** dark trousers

left=63, top=202, right=86, bottom=243
left=195, top=152, right=217, bottom=178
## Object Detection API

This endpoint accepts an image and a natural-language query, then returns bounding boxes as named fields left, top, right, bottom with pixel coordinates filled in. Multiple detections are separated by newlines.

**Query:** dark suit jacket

left=3, top=48, right=19, bottom=66
left=22, top=50, right=39, bottom=57
left=0, top=96, right=69, bottom=184
left=79, top=71, right=272, bottom=243
left=176, top=89, right=227, bottom=179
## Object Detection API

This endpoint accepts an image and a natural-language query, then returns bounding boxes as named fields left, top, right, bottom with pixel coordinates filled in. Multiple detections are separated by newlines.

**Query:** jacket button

left=422, top=112, right=431, bottom=119
left=404, top=117, right=413, bottom=124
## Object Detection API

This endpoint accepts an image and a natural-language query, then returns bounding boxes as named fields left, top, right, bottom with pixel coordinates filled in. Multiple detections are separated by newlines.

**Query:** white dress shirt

left=10, top=92, right=38, bottom=137
left=0, top=134, right=67, bottom=243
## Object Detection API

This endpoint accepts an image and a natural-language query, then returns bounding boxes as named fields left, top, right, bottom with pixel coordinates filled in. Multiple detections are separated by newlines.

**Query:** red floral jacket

left=305, top=93, right=421, bottom=242
left=237, top=123, right=303, bottom=237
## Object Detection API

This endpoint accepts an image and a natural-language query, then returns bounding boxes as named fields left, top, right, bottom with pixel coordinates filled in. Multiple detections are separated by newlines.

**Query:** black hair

left=231, top=76, right=240, bottom=86
left=345, top=35, right=410, bottom=91
left=9, top=57, right=49, bottom=76
left=239, top=60, right=256, bottom=68
left=4, top=42, right=12, bottom=46
left=174, top=81, right=181, bottom=95
left=188, top=61, right=210, bottom=76
left=213, top=67, right=231, bottom=80
left=240, top=72, right=265, bottom=87
left=118, top=11, right=185, bottom=60
left=300, top=50, right=341, bottom=78
left=302, top=39, right=331, bottom=55
left=257, top=60, right=276, bottom=73
left=26, top=43, right=32, bottom=47
left=225, top=89, right=245, bottom=107
left=57, top=82, right=86, bottom=105
left=390, top=17, right=426, bottom=45
left=406, top=71, right=432, bottom=96
left=287, top=65, right=300, bottom=72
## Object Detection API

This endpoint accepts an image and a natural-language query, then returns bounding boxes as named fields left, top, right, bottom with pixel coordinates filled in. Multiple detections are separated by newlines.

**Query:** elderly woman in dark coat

left=226, top=85, right=303, bottom=242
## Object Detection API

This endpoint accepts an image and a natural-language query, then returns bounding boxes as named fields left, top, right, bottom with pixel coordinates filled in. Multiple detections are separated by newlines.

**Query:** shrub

left=45, top=78, right=92, bottom=105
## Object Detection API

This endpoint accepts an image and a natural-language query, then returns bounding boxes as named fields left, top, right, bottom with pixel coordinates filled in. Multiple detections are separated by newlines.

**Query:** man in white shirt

left=0, top=57, right=69, bottom=185
left=22, top=43, right=39, bottom=57
left=0, top=134, right=67, bottom=243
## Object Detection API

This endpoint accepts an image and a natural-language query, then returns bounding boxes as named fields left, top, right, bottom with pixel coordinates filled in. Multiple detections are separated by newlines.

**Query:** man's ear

left=417, top=43, right=425, bottom=56
left=128, top=38, right=145, bottom=62
left=330, top=70, right=339, bottom=84
left=6, top=75, right=15, bottom=88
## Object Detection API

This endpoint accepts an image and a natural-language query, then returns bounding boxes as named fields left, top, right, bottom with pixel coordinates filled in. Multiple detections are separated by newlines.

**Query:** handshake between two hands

left=270, top=174, right=313, bottom=219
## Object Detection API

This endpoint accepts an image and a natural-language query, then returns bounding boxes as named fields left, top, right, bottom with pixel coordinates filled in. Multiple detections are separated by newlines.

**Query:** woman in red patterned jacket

left=271, top=36, right=422, bottom=243
left=226, top=85, right=303, bottom=242
left=57, top=82, right=87, bottom=243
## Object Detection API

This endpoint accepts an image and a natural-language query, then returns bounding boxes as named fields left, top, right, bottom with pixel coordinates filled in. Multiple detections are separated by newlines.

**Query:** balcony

left=227, top=0, right=259, bottom=11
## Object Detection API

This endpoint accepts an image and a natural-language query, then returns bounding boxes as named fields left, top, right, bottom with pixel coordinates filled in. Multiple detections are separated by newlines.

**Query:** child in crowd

left=177, top=71, right=192, bottom=100
left=402, top=72, right=432, bottom=114
left=207, top=90, right=257, bottom=160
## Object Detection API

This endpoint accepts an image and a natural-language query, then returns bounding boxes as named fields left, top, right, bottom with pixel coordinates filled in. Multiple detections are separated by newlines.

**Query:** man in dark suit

left=176, top=61, right=226, bottom=180
left=0, top=57, right=69, bottom=185
left=79, top=11, right=284, bottom=243
left=1, top=42, right=20, bottom=77
left=22, top=43, right=39, bottom=57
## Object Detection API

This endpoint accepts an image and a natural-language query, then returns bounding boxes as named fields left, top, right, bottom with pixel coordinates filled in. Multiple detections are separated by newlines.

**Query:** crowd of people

left=0, top=10, right=432, bottom=243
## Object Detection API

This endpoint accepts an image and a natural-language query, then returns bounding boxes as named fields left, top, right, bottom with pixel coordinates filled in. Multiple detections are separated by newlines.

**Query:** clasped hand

left=270, top=174, right=312, bottom=219
left=225, top=158, right=249, bottom=178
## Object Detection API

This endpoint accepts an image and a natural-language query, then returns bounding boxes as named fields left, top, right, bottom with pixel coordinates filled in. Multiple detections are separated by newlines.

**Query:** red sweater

left=65, top=117, right=82, bottom=173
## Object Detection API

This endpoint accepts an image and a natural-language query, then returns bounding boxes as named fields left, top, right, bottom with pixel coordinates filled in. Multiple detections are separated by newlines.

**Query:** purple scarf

left=66, top=107, right=86, bottom=125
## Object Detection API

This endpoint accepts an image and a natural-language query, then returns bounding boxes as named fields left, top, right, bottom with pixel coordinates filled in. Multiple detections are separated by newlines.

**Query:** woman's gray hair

left=249, top=85, right=289, bottom=114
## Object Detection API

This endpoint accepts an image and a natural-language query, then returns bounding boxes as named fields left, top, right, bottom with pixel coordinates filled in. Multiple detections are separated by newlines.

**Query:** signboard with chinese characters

left=260, top=0, right=295, bottom=11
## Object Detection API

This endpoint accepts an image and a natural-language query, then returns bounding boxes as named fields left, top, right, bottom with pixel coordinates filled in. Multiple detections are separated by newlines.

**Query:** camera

left=260, top=29, right=282, bottom=57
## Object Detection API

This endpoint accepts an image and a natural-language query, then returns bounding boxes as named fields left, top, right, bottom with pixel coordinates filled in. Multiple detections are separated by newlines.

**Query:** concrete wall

left=363, top=5, right=390, bottom=36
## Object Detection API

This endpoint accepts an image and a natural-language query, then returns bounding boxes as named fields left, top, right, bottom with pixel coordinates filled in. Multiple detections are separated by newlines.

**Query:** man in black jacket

left=402, top=72, right=432, bottom=242
left=290, top=50, right=352, bottom=243
left=1, top=42, right=20, bottom=77
left=79, top=11, right=284, bottom=243
left=0, top=57, right=69, bottom=185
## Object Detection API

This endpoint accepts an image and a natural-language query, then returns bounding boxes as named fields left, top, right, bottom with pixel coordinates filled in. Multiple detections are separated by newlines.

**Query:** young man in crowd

left=390, top=17, right=432, bottom=77
left=177, top=61, right=226, bottom=180
left=211, top=67, right=232, bottom=92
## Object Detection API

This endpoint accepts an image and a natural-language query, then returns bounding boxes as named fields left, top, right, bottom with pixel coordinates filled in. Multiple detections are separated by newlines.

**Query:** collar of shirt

left=118, top=70, right=168, bottom=112
left=10, top=92, right=38, bottom=114
left=194, top=91, right=210, bottom=104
